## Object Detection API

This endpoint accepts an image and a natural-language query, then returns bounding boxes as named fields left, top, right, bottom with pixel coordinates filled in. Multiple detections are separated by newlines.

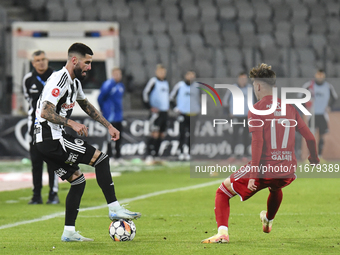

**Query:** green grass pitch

left=1, top=163, right=340, bottom=254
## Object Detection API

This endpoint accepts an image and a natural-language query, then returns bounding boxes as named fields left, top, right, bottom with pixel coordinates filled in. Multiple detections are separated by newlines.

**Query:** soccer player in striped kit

left=202, top=64, right=319, bottom=243
left=34, top=43, right=141, bottom=242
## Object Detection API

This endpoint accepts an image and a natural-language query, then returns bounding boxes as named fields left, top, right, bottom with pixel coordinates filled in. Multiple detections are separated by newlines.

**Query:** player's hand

left=247, top=179, right=257, bottom=191
left=69, top=120, right=88, bottom=137
left=308, top=155, right=320, bottom=165
left=108, top=125, right=120, bottom=141
left=151, top=107, right=159, bottom=113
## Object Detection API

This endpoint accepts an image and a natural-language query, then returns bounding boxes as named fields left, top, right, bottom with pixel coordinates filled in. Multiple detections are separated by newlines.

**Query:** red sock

left=215, top=183, right=234, bottom=228
left=266, top=189, right=283, bottom=220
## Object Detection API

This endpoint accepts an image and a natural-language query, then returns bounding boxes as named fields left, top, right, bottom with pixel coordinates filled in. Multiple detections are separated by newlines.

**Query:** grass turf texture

left=1, top=164, right=340, bottom=254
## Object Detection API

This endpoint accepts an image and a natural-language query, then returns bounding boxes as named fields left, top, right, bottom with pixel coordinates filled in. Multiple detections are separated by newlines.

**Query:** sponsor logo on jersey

left=62, top=102, right=75, bottom=110
left=52, top=88, right=60, bottom=97
left=271, top=151, right=292, bottom=161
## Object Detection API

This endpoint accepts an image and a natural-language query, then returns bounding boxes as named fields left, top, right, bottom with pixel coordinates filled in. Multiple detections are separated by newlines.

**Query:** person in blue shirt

left=98, top=68, right=125, bottom=164
left=170, top=70, right=200, bottom=161
left=302, top=69, right=338, bottom=159
left=143, top=64, right=170, bottom=164
left=222, top=72, right=256, bottom=163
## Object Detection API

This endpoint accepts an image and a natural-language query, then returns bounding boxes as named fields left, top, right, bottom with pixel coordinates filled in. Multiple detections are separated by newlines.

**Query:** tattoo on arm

left=41, top=101, right=69, bottom=127
left=77, top=99, right=111, bottom=128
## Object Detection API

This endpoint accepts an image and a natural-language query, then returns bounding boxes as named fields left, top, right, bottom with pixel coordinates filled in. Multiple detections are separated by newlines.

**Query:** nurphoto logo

left=198, top=83, right=312, bottom=116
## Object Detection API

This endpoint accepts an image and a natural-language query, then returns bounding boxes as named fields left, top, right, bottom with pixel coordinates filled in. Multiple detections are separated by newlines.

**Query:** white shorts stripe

left=64, top=142, right=85, bottom=153
left=64, top=140, right=86, bottom=153
left=63, top=139, right=86, bottom=150
left=94, top=153, right=108, bottom=166
left=71, top=175, right=86, bottom=185
left=234, top=164, right=251, bottom=180
left=219, top=184, right=234, bottom=198
left=65, top=143, right=85, bottom=154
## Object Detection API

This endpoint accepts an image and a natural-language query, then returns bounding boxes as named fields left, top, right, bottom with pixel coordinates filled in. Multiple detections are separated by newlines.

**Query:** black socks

left=94, top=153, right=117, bottom=204
left=65, top=174, right=86, bottom=226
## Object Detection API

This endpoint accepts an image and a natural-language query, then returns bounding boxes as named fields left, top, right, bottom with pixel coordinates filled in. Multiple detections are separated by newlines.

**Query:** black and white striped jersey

left=35, top=67, right=86, bottom=143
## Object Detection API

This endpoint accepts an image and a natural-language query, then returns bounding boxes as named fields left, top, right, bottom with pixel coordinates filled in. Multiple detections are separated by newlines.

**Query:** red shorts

left=230, top=163, right=296, bottom=201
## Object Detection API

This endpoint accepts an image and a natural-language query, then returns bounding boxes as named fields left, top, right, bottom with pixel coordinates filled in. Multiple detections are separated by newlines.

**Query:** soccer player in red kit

left=202, top=63, right=320, bottom=243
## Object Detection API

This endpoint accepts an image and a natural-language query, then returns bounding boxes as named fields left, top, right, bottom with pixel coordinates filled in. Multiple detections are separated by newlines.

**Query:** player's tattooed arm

left=41, top=101, right=70, bottom=127
left=41, top=101, right=89, bottom=136
left=77, top=98, right=111, bottom=128
left=77, top=99, right=120, bottom=140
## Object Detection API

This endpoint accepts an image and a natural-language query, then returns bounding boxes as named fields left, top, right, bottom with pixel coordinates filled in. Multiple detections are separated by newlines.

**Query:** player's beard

left=74, top=64, right=88, bottom=81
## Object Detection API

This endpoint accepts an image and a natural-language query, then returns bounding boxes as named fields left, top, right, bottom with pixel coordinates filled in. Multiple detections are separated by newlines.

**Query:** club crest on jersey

left=74, top=138, right=84, bottom=146
left=52, top=88, right=60, bottom=97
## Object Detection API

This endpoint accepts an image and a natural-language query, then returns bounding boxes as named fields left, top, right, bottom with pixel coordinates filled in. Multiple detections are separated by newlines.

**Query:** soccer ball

left=109, top=219, right=136, bottom=241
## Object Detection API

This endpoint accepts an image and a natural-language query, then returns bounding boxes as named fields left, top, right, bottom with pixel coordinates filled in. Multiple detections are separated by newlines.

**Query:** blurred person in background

left=222, top=72, right=255, bottom=164
left=143, top=64, right=169, bottom=165
left=98, top=68, right=125, bottom=166
left=302, top=69, right=338, bottom=160
left=23, top=50, right=59, bottom=204
left=170, top=70, right=200, bottom=161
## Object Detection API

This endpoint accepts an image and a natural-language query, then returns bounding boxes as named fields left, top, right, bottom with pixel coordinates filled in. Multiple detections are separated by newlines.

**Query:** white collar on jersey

left=62, top=66, right=74, bottom=84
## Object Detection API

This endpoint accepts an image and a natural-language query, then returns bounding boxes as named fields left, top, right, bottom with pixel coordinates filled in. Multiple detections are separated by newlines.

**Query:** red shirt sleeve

left=295, top=108, right=307, bottom=132
left=250, top=130, right=263, bottom=179
left=248, top=111, right=264, bottom=178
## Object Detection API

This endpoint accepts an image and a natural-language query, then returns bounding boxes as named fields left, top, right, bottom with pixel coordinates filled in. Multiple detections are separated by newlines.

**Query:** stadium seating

left=14, top=0, right=340, bottom=86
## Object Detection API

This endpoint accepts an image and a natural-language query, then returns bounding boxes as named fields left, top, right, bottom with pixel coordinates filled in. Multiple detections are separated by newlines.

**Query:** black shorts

left=149, top=111, right=168, bottom=133
left=36, top=134, right=96, bottom=180
left=309, top=115, right=328, bottom=135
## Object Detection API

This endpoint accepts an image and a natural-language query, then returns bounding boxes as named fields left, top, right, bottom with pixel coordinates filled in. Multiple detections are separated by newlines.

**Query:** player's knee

left=269, top=187, right=282, bottom=192
left=90, top=149, right=102, bottom=166
left=93, top=152, right=109, bottom=167
left=223, top=178, right=232, bottom=190
left=67, top=170, right=83, bottom=183
left=222, top=178, right=236, bottom=196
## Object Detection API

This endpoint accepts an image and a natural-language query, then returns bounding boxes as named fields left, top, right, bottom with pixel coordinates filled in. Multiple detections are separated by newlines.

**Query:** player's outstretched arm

left=298, top=125, right=320, bottom=164
left=77, top=98, right=120, bottom=141
left=41, top=101, right=89, bottom=136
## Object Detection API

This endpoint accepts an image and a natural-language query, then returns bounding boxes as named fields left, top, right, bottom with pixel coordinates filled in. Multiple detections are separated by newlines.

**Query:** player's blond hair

left=249, top=63, right=276, bottom=86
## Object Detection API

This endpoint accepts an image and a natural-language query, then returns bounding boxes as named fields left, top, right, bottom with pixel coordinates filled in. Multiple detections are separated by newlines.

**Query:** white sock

left=108, top=201, right=120, bottom=208
left=64, top=226, right=75, bottom=232
left=218, top=226, right=228, bottom=232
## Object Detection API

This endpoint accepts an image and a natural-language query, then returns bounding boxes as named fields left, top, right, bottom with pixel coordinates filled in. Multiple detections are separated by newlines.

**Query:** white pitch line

left=0, top=179, right=222, bottom=230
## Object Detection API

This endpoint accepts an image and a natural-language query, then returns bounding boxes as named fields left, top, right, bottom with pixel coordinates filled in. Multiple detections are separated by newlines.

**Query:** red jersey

left=248, top=95, right=307, bottom=178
